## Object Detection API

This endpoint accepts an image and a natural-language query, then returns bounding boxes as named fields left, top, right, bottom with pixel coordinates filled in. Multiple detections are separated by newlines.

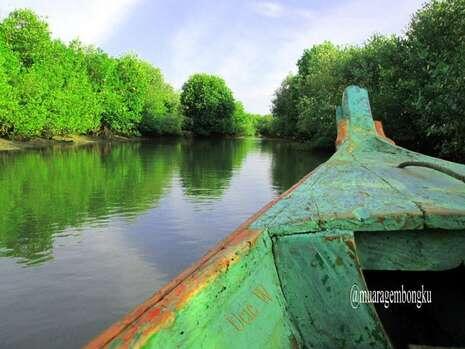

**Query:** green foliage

left=180, top=73, right=235, bottom=136
left=0, top=8, right=50, bottom=67
left=0, top=9, right=259, bottom=140
left=0, top=38, right=20, bottom=135
left=2, top=38, right=102, bottom=137
left=42, top=41, right=102, bottom=135
left=98, top=54, right=148, bottom=135
left=13, top=63, right=49, bottom=136
left=401, top=0, right=465, bottom=158
left=271, top=0, right=465, bottom=160
left=0, top=9, right=184, bottom=139
left=295, top=42, right=349, bottom=148
left=271, top=75, right=300, bottom=137
left=255, top=115, right=277, bottom=137
left=232, top=101, right=257, bottom=136
left=138, top=61, right=183, bottom=135
left=271, top=42, right=349, bottom=148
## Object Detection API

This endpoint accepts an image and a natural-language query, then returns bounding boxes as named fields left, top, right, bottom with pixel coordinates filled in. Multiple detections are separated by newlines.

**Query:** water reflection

left=0, top=138, right=329, bottom=349
left=0, top=142, right=179, bottom=264
left=179, top=138, right=255, bottom=200
left=0, top=139, right=329, bottom=266
left=259, top=140, right=329, bottom=192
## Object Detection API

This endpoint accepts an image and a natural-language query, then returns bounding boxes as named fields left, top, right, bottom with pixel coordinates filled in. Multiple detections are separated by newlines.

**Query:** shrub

left=180, top=74, right=235, bottom=136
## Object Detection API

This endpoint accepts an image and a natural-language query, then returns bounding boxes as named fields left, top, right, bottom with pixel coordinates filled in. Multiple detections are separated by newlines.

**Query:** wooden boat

left=86, top=86, right=465, bottom=349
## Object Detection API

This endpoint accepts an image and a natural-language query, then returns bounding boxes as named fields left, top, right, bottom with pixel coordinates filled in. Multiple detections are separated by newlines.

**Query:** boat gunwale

left=84, top=163, right=324, bottom=348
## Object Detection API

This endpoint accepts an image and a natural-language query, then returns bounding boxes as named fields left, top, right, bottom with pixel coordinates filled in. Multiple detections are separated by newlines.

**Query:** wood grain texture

left=356, top=229, right=465, bottom=271
left=273, top=230, right=392, bottom=348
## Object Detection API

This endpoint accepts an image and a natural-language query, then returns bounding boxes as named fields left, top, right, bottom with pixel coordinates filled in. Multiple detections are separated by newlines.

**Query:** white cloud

left=169, top=21, right=209, bottom=88
left=253, top=1, right=315, bottom=19
left=165, top=0, right=423, bottom=114
left=0, top=0, right=141, bottom=45
left=253, top=1, right=285, bottom=18
left=167, top=17, right=264, bottom=113
left=240, top=0, right=423, bottom=113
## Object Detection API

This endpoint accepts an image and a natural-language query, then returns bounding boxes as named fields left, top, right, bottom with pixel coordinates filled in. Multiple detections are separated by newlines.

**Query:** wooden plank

left=273, top=230, right=392, bottom=349
left=356, top=230, right=465, bottom=271
left=252, top=154, right=424, bottom=235
left=252, top=122, right=465, bottom=236
left=353, top=139, right=465, bottom=230
left=342, top=85, right=376, bottom=133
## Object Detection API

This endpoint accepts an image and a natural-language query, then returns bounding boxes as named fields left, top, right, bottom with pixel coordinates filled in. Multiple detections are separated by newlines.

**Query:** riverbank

left=0, top=135, right=141, bottom=152
left=0, top=134, right=336, bottom=158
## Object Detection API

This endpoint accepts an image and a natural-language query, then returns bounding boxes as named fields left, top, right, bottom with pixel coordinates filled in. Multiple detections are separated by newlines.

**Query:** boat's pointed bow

left=336, top=85, right=394, bottom=148
left=342, top=85, right=376, bottom=133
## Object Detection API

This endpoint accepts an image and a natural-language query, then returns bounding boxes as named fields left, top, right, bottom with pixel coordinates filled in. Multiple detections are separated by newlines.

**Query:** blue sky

left=0, top=0, right=424, bottom=114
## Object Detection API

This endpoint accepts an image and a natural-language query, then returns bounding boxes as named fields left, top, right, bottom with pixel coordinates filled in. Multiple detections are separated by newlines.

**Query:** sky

left=0, top=0, right=425, bottom=114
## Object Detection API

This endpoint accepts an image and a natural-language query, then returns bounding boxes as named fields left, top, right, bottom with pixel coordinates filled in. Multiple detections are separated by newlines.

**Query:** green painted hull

left=87, top=86, right=465, bottom=349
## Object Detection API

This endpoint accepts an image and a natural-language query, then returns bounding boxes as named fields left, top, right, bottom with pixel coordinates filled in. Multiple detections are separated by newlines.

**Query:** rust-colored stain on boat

left=335, top=119, right=348, bottom=147
left=374, top=120, right=394, bottom=144
left=85, top=228, right=262, bottom=349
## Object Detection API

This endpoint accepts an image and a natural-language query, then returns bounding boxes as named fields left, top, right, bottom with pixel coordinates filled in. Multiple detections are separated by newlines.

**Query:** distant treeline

left=263, top=0, right=465, bottom=161
left=0, top=9, right=259, bottom=139
left=3, top=2, right=465, bottom=161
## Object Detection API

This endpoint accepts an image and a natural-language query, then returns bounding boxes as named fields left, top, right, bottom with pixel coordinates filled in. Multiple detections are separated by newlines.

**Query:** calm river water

left=0, top=138, right=328, bottom=348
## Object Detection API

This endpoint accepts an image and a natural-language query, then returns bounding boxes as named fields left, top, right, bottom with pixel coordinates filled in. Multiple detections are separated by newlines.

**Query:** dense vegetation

left=180, top=73, right=258, bottom=136
left=2, top=1, right=465, bottom=161
left=0, top=9, right=184, bottom=138
left=180, top=74, right=235, bottom=136
left=268, top=0, right=465, bottom=161
left=0, top=9, right=257, bottom=139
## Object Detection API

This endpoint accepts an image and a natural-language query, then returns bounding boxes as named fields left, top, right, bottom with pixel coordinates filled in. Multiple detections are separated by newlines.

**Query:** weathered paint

left=338, top=119, right=391, bottom=148
left=89, top=230, right=300, bottom=349
left=273, top=230, right=392, bottom=348
left=251, top=86, right=465, bottom=234
left=374, top=120, right=394, bottom=144
left=356, top=229, right=465, bottom=271
left=140, top=231, right=300, bottom=349
left=85, top=227, right=264, bottom=349
left=336, top=119, right=349, bottom=148
left=342, top=85, right=376, bottom=133
left=85, top=187, right=299, bottom=349
left=87, top=85, right=465, bottom=349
